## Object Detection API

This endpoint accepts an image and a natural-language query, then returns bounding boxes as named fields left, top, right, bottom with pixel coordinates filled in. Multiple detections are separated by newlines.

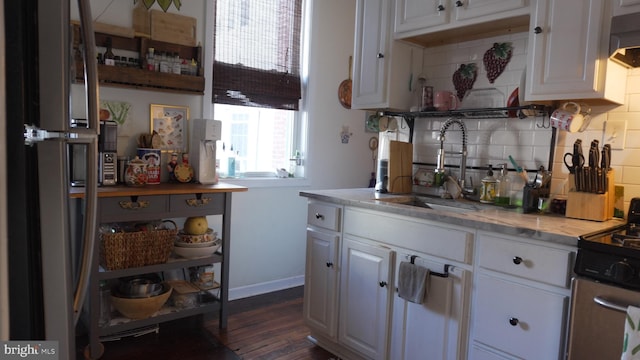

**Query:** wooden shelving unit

left=72, top=23, right=205, bottom=94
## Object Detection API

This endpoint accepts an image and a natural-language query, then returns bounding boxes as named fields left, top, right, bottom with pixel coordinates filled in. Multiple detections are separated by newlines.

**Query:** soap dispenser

left=495, top=163, right=511, bottom=206
left=480, top=164, right=496, bottom=204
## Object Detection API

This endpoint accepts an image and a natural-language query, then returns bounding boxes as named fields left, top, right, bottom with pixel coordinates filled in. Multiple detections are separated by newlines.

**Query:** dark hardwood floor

left=77, top=286, right=336, bottom=360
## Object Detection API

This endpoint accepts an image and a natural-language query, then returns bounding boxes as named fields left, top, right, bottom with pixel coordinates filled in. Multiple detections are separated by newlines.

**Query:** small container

left=98, top=280, right=111, bottom=327
left=125, top=156, right=148, bottom=186
left=480, top=165, right=496, bottom=204
left=137, top=148, right=161, bottom=185
left=522, top=184, right=540, bottom=213
left=494, top=163, right=511, bottom=206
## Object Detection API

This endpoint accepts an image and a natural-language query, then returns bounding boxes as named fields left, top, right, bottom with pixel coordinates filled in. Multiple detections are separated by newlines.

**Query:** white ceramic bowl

left=173, top=240, right=221, bottom=259
left=174, top=239, right=216, bottom=248
left=176, top=228, right=217, bottom=244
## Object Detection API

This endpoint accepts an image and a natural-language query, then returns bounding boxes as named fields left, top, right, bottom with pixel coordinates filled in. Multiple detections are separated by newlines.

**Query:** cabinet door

left=454, top=0, right=527, bottom=21
left=352, top=0, right=390, bottom=109
left=303, top=230, right=339, bottom=339
left=526, top=0, right=626, bottom=103
left=339, top=236, right=393, bottom=360
left=390, top=255, right=470, bottom=360
left=613, top=0, right=640, bottom=16
left=395, top=0, right=448, bottom=34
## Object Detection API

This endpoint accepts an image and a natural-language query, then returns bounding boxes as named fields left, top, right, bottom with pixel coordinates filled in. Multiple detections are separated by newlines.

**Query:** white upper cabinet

left=525, top=0, right=627, bottom=104
left=394, top=0, right=529, bottom=39
left=454, top=0, right=528, bottom=21
left=613, top=0, right=640, bottom=16
left=394, top=0, right=449, bottom=34
left=352, top=0, right=422, bottom=110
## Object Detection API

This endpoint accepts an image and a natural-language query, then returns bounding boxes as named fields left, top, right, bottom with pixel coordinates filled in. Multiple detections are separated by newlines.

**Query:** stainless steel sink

left=375, top=194, right=484, bottom=214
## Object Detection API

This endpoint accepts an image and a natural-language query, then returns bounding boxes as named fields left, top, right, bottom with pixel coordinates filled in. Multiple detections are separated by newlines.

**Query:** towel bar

left=408, top=255, right=451, bottom=278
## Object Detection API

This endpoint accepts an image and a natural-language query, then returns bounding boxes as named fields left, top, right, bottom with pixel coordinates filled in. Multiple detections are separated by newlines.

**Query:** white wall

left=217, top=0, right=373, bottom=298
left=75, top=0, right=371, bottom=299
left=554, top=70, right=640, bottom=213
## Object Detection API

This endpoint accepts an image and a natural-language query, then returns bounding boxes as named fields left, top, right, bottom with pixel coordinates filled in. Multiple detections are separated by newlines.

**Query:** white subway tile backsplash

left=411, top=32, right=557, bottom=191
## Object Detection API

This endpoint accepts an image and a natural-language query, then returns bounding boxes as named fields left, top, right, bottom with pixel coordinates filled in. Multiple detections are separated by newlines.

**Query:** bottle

left=480, top=164, right=496, bottom=204
left=158, top=52, right=167, bottom=73
left=494, top=163, right=511, bottom=206
left=146, top=47, right=155, bottom=71
left=103, top=37, right=115, bottom=66
left=227, top=144, right=236, bottom=177
left=172, top=52, right=181, bottom=74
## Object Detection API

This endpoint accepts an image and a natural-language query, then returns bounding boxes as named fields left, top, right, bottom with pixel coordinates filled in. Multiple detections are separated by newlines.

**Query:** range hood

left=610, top=12, right=640, bottom=68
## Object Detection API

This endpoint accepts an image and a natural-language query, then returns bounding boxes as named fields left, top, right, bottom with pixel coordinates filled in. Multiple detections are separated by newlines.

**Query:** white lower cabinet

left=390, top=254, right=471, bottom=360
left=304, top=229, right=339, bottom=339
left=304, top=201, right=342, bottom=342
left=472, top=274, right=568, bottom=359
left=469, top=231, right=574, bottom=360
left=304, top=201, right=576, bottom=360
left=339, top=236, right=394, bottom=360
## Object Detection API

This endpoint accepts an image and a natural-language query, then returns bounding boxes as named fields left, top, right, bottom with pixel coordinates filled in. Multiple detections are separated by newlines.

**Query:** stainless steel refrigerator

left=3, top=0, right=99, bottom=358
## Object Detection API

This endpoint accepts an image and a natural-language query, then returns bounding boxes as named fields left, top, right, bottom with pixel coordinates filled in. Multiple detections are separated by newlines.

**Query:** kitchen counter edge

left=70, top=182, right=248, bottom=198
left=300, top=188, right=625, bottom=247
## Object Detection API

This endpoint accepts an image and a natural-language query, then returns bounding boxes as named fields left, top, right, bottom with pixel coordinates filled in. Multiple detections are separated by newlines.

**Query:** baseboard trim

left=228, top=275, right=304, bottom=301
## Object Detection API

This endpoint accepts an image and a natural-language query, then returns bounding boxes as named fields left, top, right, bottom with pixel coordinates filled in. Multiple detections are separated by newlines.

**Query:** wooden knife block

left=565, top=170, right=614, bottom=221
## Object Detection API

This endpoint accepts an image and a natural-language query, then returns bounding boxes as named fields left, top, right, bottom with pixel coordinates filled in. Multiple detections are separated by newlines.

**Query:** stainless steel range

left=568, top=198, right=640, bottom=359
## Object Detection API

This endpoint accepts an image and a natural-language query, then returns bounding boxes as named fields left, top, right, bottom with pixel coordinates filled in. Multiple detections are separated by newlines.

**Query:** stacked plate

left=174, top=228, right=221, bottom=258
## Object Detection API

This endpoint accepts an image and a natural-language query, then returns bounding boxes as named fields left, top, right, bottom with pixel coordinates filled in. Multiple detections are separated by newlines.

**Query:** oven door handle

left=594, top=296, right=635, bottom=313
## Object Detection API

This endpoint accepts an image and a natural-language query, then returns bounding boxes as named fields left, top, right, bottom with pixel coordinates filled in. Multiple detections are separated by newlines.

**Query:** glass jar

left=98, top=280, right=111, bottom=327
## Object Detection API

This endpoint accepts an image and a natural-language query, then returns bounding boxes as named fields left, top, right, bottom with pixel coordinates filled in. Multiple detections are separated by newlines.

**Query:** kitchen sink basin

left=375, top=195, right=484, bottom=214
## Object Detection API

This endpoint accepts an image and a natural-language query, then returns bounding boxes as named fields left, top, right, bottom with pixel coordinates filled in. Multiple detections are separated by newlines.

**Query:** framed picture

left=150, top=104, right=189, bottom=152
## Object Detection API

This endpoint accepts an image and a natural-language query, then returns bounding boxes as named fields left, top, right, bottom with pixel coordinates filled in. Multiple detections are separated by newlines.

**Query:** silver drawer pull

left=594, top=296, right=635, bottom=313
left=315, top=213, right=324, bottom=220
left=186, top=197, right=211, bottom=207
left=118, top=200, right=149, bottom=210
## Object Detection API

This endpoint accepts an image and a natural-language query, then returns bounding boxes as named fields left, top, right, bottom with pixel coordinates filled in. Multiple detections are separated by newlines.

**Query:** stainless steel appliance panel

left=567, top=277, right=640, bottom=359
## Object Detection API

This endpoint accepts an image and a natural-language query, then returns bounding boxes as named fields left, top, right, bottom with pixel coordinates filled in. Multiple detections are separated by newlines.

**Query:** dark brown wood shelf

left=72, top=23, right=205, bottom=94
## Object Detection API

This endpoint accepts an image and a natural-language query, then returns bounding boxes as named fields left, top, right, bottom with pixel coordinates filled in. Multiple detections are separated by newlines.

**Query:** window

left=212, top=0, right=304, bottom=179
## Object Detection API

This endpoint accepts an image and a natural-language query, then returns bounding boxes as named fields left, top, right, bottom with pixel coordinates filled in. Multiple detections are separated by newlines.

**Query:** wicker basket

left=100, top=229, right=176, bottom=270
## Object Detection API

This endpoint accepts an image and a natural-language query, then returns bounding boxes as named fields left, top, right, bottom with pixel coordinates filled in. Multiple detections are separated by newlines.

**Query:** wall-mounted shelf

left=72, top=23, right=205, bottom=94
left=382, top=104, right=552, bottom=120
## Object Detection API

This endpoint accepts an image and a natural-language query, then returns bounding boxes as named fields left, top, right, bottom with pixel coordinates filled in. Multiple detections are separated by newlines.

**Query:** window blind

left=213, top=0, right=302, bottom=110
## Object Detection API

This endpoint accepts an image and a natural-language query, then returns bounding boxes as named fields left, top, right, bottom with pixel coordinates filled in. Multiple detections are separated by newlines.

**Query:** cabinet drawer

left=307, top=203, right=341, bottom=231
left=344, top=208, right=473, bottom=263
left=169, top=193, right=225, bottom=216
left=473, top=274, right=568, bottom=360
left=477, top=233, right=573, bottom=288
left=100, top=195, right=168, bottom=221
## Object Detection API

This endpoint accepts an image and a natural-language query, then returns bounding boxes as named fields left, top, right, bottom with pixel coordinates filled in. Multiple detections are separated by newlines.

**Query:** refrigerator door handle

left=73, top=0, right=100, bottom=325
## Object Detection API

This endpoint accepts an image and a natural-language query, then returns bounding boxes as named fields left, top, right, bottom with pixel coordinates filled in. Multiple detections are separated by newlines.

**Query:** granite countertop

left=300, top=188, right=626, bottom=247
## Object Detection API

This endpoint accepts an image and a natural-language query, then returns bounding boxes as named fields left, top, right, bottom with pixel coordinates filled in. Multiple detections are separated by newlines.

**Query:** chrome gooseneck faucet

left=436, top=118, right=471, bottom=196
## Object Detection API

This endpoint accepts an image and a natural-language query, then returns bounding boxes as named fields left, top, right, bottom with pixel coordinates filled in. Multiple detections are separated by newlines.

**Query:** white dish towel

left=623, top=305, right=640, bottom=359
left=397, top=261, right=429, bottom=304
